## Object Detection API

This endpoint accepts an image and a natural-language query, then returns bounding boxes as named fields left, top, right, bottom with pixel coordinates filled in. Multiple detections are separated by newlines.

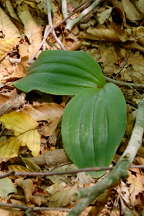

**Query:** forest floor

left=0, top=0, right=144, bottom=215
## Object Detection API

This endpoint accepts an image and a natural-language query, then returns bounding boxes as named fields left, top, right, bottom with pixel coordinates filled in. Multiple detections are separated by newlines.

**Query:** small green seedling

left=14, top=50, right=127, bottom=176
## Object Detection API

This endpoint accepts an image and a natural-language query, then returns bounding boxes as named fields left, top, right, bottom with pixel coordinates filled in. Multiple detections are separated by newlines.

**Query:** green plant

left=14, top=50, right=127, bottom=175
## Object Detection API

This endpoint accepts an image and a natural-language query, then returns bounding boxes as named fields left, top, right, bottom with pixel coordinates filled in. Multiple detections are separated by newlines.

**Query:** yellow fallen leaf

left=0, top=137, right=21, bottom=159
left=8, top=165, right=31, bottom=172
left=18, top=129, right=40, bottom=156
left=0, top=111, right=38, bottom=136
left=0, top=111, right=40, bottom=158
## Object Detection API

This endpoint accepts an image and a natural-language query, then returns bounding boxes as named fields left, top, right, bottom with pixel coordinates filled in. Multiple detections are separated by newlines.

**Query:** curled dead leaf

left=80, top=27, right=129, bottom=42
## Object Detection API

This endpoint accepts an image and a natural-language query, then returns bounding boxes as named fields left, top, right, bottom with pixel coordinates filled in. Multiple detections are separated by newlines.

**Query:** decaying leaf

left=135, top=0, right=144, bottom=14
left=116, top=169, right=144, bottom=213
left=47, top=183, right=77, bottom=207
left=80, top=27, right=129, bottom=42
left=17, top=3, right=42, bottom=60
left=4, top=0, right=19, bottom=21
left=0, top=177, right=17, bottom=198
left=15, top=178, right=34, bottom=203
left=97, top=7, right=112, bottom=24
left=23, top=103, right=63, bottom=136
left=23, top=103, right=63, bottom=122
left=127, top=169, right=144, bottom=207
left=0, top=7, right=20, bottom=60
left=0, top=137, right=21, bottom=159
left=0, top=111, right=41, bottom=158
left=0, top=90, right=25, bottom=116
left=122, top=0, right=143, bottom=21
left=8, top=164, right=31, bottom=172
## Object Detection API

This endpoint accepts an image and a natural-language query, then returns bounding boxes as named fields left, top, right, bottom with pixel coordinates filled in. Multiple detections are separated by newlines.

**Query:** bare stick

left=68, top=98, right=144, bottom=216
left=0, top=202, right=70, bottom=212
left=61, top=0, right=68, bottom=19
left=105, top=76, right=144, bottom=88
left=66, top=0, right=101, bottom=30
left=47, top=0, right=65, bottom=50
left=122, top=99, right=144, bottom=162
left=0, top=165, right=144, bottom=179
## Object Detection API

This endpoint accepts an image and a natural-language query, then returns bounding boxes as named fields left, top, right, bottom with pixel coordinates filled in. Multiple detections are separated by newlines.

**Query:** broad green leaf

left=14, top=50, right=105, bottom=95
left=62, top=83, right=126, bottom=174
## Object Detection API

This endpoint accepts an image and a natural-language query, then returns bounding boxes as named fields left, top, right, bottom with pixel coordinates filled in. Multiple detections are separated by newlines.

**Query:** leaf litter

left=0, top=0, right=143, bottom=215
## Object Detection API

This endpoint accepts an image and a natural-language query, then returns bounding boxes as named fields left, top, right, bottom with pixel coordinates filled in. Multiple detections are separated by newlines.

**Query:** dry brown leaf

left=4, top=0, right=19, bottom=21
left=38, top=211, right=67, bottom=216
left=120, top=51, right=144, bottom=83
left=47, top=183, right=77, bottom=207
left=99, top=45, right=119, bottom=75
left=15, top=178, right=34, bottom=203
left=0, top=209, right=23, bottom=216
left=80, top=27, right=129, bottom=42
left=122, top=0, right=143, bottom=21
left=97, top=7, right=112, bottom=25
left=0, top=90, right=25, bottom=116
left=127, top=169, right=144, bottom=207
left=0, top=7, right=20, bottom=60
left=134, top=26, right=144, bottom=46
left=135, top=0, right=144, bottom=14
left=23, top=103, right=63, bottom=122
left=23, top=103, right=63, bottom=136
left=0, top=58, right=24, bottom=82
left=17, top=3, right=42, bottom=60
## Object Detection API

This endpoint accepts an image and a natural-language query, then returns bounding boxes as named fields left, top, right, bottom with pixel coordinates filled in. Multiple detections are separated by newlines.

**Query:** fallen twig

left=66, top=0, right=101, bottom=30
left=0, top=202, right=70, bottom=212
left=62, top=0, right=68, bottom=20
left=0, top=165, right=144, bottom=179
left=47, top=0, right=65, bottom=50
left=105, top=76, right=144, bottom=88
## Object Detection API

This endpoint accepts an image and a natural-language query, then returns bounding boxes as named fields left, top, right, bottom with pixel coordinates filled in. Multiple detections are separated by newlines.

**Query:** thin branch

left=68, top=98, right=144, bottom=216
left=105, top=76, right=144, bottom=88
left=0, top=202, right=70, bottom=212
left=47, top=0, right=65, bottom=50
left=61, top=0, right=68, bottom=19
left=0, top=167, right=111, bottom=179
left=0, top=165, right=144, bottom=179
left=122, top=99, right=144, bottom=162
left=66, top=0, right=101, bottom=30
